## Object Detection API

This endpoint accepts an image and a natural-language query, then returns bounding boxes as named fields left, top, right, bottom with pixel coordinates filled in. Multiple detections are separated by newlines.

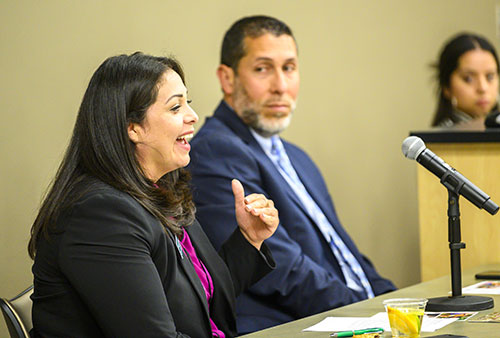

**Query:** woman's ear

left=128, top=123, right=141, bottom=144
left=443, top=87, right=451, bottom=99
left=216, top=64, right=235, bottom=95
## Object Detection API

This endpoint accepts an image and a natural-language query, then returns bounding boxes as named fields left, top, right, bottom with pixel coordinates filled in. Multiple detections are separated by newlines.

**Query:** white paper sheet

left=462, top=281, right=500, bottom=295
left=303, top=317, right=367, bottom=332
left=303, top=312, right=458, bottom=332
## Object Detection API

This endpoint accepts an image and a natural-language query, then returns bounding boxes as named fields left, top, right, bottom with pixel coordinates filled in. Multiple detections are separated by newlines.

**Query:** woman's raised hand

left=231, top=179, right=279, bottom=250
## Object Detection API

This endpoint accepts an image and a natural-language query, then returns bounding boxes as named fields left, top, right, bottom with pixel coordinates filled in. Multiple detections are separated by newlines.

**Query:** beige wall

left=1, top=0, right=499, bottom=334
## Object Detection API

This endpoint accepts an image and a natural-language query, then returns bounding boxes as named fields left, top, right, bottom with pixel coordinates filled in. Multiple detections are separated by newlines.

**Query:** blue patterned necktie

left=270, top=136, right=374, bottom=298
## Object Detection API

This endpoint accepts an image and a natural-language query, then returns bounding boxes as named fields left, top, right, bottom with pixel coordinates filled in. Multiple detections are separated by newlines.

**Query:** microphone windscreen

left=402, top=136, right=426, bottom=160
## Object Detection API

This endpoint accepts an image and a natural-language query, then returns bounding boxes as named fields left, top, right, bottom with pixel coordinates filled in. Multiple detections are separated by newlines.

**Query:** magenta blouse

left=180, top=229, right=225, bottom=338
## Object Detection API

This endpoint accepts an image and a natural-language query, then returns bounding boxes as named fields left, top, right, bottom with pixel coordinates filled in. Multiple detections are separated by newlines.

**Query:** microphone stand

left=426, top=190, right=494, bottom=311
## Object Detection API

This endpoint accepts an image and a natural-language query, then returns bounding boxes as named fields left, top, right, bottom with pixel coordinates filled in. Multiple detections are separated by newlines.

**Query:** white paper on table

left=302, top=317, right=369, bottom=332
left=462, top=281, right=500, bottom=295
left=303, top=312, right=458, bottom=332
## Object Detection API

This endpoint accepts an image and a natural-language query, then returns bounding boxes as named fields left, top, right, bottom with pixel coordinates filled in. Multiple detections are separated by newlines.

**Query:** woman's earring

left=451, top=96, right=458, bottom=108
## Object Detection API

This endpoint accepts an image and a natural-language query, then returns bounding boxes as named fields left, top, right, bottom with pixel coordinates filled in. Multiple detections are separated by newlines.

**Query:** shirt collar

left=249, top=128, right=275, bottom=157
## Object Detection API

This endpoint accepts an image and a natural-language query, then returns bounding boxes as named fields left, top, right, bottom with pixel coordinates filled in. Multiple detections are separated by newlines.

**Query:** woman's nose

left=185, top=106, right=199, bottom=124
left=477, top=76, right=489, bottom=93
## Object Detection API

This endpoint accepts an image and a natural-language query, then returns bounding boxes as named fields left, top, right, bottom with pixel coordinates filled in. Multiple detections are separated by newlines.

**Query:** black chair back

left=0, top=285, right=33, bottom=338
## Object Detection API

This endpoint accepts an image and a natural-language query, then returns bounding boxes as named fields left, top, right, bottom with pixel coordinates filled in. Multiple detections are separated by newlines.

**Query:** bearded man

left=188, top=15, right=395, bottom=335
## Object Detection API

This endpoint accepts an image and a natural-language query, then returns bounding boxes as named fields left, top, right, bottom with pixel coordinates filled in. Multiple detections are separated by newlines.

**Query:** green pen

left=330, top=327, right=384, bottom=337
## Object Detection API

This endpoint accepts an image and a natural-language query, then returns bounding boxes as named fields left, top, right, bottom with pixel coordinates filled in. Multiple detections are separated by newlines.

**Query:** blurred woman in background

left=431, top=32, right=499, bottom=127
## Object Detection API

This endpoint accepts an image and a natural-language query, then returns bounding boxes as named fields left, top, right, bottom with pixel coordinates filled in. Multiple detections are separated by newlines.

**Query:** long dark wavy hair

left=28, top=52, right=195, bottom=259
left=431, top=32, right=499, bottom=127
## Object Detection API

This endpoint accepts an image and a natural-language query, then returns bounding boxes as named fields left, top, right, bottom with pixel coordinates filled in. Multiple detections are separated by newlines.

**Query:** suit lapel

left=170, top=230, right=211, bottom=322
left=284, top=142, right=334, bottom=222
left=255, top=145, right=312, bottom=217
left=185, top=222, right=238, bottom=336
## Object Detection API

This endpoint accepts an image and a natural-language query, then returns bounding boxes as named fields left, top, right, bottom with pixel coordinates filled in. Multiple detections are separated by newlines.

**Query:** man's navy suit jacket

left=188, top=101, right=396, bottom=334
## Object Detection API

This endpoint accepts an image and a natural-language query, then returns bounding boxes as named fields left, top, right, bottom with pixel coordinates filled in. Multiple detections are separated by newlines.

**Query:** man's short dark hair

left=220, top=15, right=295, bottom=70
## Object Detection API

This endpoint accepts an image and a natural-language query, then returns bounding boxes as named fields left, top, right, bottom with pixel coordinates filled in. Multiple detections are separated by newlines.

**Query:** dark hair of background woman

left=432, top=32, right=500, bottom=127
left=28, top=52, right=195, bottom=258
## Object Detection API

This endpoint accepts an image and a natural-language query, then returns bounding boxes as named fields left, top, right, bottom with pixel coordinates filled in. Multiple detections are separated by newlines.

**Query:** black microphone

left=402, top=136, right=499, bottom=215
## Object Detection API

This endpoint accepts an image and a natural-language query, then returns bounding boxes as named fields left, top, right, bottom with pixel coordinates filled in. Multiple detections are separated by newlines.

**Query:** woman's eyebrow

left=165, top=93, right=184, bottom=104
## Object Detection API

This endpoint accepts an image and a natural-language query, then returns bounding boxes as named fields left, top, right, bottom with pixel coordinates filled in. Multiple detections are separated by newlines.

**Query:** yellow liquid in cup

left=387, top=306, right=424, bottom=338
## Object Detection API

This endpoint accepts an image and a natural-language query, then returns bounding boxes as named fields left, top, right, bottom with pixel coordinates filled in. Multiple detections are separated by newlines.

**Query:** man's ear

left=216, top=64, right=235, bottom=95
left=127, top=122, right=141, bottom=144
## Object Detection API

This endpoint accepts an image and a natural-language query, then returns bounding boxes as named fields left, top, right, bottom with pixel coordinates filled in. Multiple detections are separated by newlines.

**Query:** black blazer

left=31, top=180, right=275, bottom=337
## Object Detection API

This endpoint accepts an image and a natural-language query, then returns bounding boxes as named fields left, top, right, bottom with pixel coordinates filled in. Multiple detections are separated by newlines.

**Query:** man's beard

left=240, top=109, right=292, bottom=138
left=233, top=83, right=295, bottom=138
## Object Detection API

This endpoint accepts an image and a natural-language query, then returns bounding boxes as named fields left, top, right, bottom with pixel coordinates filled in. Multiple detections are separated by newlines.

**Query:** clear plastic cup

left=383, top=298, right=428, bottom=338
